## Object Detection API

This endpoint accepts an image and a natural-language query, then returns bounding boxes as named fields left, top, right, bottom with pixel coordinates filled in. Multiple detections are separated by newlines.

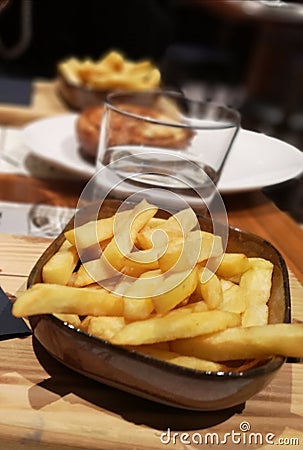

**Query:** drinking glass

left=96, top=91, right=240, bottom=200
left=78, top=90, right=240, bottom=216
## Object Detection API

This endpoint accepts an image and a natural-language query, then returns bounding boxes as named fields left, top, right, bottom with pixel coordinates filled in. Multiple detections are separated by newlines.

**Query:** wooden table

left=0, top=79, right=303, bottom=448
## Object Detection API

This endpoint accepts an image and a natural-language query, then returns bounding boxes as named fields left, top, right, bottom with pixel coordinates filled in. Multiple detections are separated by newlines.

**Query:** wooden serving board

left=0, top=233, right=303, bottom=450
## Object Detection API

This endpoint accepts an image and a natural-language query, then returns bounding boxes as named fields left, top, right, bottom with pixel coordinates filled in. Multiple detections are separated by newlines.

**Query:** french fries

left=58, top=50, right=161, bottom=91
left=12, top=199, right=301, bottom=373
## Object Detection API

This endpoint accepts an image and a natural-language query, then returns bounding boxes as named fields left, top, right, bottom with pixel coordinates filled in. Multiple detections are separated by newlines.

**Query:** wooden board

left=0, top=233, right=303, bottom=449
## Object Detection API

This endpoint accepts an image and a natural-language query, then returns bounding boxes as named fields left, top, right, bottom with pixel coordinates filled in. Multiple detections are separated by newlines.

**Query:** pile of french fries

left=58, top=50, right=161, bottom=91
left=13, top=199, right=303, bottom=372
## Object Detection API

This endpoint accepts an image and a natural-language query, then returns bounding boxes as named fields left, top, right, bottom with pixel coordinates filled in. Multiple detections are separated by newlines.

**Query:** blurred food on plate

left=76, top=100, right=193, bottom=163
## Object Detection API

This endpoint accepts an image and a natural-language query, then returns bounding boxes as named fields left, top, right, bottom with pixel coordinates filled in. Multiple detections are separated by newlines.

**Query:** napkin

left=0, top=286, right=31, bottom=340
left=0, top=76, right=32, bottom=105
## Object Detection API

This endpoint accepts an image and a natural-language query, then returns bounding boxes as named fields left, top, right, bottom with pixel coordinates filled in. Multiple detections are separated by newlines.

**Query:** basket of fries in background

left=12, top=197, right=302, bottom=411
left=57, top=50, right=161, bottom=110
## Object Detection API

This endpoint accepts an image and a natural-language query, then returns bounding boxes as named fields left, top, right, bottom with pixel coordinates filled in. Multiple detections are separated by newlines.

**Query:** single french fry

left=111, top=309, right=240, bottom=346
left=65, top=206, right=139, bottom=249
left=130, top=346, right=227, bottom=372
left=123, top=297, right=154, bottom=321
left=87, top=316, right=125, bottom=340
left=216, top=253, right=250, bottom=279
left=240, top=257, right=273, bottom=304
left=196, top=267, right=223, bottom=310
left=171, top=324, right=303, bottom=361
left=42, top=240, right=78, bottom=285
left=242, top=303, right=269, bottom=327
left=64, top=215, right=115, bottom=247
left=219, top=280, right=245, bottom=314
left=12, top=283, right=123, bottom=317
left=240, top=257, right=273, bottom=326
left=168, top=355, right=227, bottom=372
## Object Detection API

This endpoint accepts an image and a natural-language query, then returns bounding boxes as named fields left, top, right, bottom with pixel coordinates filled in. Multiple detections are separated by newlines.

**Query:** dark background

left=0, top=0, right=253, bottom=82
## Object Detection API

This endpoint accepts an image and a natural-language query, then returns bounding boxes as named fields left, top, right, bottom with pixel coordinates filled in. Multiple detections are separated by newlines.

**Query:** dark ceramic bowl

left=57, top=74, right=109, bottom=110
left=28, top=199, right=291, bottom=411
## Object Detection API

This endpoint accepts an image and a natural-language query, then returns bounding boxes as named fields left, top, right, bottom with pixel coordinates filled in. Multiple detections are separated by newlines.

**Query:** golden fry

left=219, top=280, right=245, bottom=314
left=196, top=267, right=223, bottom=310
left=216, top=253, right=250, bottom=279
left=64, top=215, right=115, bottom=247
left=240, top=257, right=273, bottom=326
left=111, top=310, right=240, bottom=346
left=42, top=240, right=78, bottom=285
left=87, top=316, right=125, bottom=341
left=130, top=346, right=227, bottom=372
left=171, top=324, right=303, bottom=361
left=13, top=283, right=123, bottom=317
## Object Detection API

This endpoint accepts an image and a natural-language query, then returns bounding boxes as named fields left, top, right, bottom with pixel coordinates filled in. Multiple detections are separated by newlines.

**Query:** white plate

left=21, top=114, right=303, bottom=194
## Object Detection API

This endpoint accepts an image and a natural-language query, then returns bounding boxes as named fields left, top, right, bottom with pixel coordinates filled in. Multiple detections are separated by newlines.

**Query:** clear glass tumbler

left=96, top=91, right=240, bottom=200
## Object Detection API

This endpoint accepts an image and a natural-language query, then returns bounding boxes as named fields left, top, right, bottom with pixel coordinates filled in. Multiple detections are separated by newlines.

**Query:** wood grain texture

left=0, top=234, right=303, bottom=449
left=0, top=234, right=51, bottom=294
left=224, top=191, right=303, bottom=284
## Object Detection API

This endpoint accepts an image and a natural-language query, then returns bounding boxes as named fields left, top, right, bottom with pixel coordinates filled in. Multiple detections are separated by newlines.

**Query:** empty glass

left=95, top=91, right=240, bottom=202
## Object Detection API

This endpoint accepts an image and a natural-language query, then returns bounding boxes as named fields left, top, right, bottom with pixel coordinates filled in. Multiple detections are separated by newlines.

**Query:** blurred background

left=0, top=0, right=302, bottom=222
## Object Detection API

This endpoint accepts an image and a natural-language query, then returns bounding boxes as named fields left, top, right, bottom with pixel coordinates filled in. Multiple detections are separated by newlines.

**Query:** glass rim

left=104, top=89, right=241, bottom=131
